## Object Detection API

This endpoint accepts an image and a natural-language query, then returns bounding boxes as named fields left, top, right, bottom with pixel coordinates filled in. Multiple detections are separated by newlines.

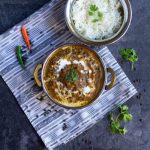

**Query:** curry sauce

left=43, top=45, right=105, bottom=107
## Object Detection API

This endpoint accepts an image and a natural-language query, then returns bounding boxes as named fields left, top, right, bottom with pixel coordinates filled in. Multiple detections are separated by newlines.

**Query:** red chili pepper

left=21, top=26, right=31, bottom=51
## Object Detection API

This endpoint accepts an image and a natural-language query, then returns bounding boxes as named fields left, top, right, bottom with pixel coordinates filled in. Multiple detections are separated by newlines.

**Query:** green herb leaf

left=111, top=121, right=120, bottom=134
left=90, top=4, right=98, bottom=12
left=119, top=48, right=138, bottom=70
left=65, top=68, right=78, bottom=82
left=97, top=11, right=103, bottom=20
left=92, top=19, right=99, bottom=23
left=121, top=114, right=133, bottom=122
left=88, top=11, right=94, bottom=16
left=111, top=122, right=127, bottom=134
left=119, top=105, right=133, bottom=122
left=119, top=128, right=128, bottom=135
left=120, top=105, right=129, bottom=113
left=109, top=105, right=133, bottom=135
left=110, top=114, right=127, bottom=134
left=88, top=4, right=103, bottom=22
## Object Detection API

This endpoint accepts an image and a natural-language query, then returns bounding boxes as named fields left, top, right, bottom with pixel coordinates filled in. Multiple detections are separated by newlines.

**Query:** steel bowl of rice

left=65, top=0, right=132, bottom=45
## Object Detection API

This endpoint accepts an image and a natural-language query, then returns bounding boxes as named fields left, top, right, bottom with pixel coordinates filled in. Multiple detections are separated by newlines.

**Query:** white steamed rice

left=72, top=0, right=123, bottom=40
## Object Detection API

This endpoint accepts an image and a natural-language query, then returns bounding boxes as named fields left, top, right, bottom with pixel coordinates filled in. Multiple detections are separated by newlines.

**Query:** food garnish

left=89, top=4, right=98, bottom=12
left=16, top=45, right=26, bottom=69
left=92, top=19, right=100, bottom=23
left=119, top=48, right=138, bottom=70
left=65, top=68, right=78, bottom=82
left=110, top=105, right=133, bottom=135
left=88, top=4, right=103, bottom=23
left=21, top=26, right=31, bottom=51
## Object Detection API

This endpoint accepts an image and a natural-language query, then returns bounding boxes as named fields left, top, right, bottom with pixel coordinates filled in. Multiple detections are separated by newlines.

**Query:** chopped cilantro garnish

left=92, top=19, right=99, bottom=23
left=90, top=4, right=98, bottom=12
left=65, top=68, right=78, bottom=82
left=88, top=4, right=103, bottom=23
left=88, top=11, right=94, bottom=16
left=98, top=11, right=103, bottom=20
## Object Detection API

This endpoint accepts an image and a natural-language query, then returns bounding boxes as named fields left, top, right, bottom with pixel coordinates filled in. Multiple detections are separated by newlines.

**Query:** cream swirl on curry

left=43, top=45, right=105, bottom=107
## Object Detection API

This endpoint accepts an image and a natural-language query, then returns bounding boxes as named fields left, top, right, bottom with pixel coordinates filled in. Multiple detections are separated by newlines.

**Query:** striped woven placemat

left=0, top=0, right=137, bottom=149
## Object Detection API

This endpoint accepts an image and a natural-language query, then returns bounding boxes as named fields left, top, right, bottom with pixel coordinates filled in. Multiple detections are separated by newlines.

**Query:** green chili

left=16, top=45, right=25, bottom=69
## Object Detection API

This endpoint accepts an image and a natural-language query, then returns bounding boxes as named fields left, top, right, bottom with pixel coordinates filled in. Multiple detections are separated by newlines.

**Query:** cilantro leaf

left=119, top=48, right=138, bottom=70
left=90, top=4, right=98, bottom=12
left=119, top=128, right=127, bottom=135
left=111, top=121, right=120, bottom=134
left=92, top=19, right=99, bottom=23
left=110, top=114, right=127, bottom=134
left=119, top=105, right=133, bottom=122
left=88, top=11, right=94, bottom=16
left=65, top=68, right=78, bottom=82
left=98, top=11, right=103, bottom=20
left=121, top=114, right=133, bottom=122
left=111, top=121, right=127, bottom=135
left=120, top=105, right=129, bottom=113
left=88, top=4, right=103, bottom=22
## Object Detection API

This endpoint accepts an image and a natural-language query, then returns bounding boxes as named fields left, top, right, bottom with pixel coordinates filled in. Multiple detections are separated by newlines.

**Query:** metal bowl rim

left=41, top=44, right=107, bottom=109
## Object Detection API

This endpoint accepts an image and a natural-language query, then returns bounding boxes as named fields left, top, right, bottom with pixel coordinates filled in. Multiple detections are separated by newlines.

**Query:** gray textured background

left=0, top=0, right=149, bottom=150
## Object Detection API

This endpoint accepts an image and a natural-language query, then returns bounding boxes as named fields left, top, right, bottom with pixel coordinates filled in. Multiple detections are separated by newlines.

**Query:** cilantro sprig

left=110, top=114, right=127, bottom=135
left=110, top=105, right=133, bottom=135
left=88, top=4, right=103, bottom=23
left=119, top=48, right=138, bottom=70
left=65, top=68, right=78, bottom=82
left=90, top=4, right=98, bottom=12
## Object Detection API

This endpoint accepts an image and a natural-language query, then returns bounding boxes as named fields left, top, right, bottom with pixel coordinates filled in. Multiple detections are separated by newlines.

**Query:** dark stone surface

left=0, top=0, right=149, bottom=150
